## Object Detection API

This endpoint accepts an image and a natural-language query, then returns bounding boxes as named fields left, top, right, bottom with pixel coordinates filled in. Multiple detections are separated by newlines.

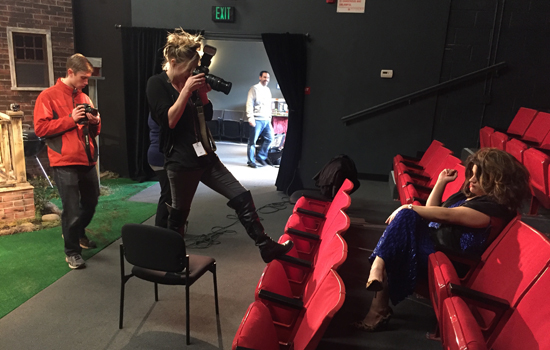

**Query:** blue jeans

left=247, top=119, right=273, bottom=164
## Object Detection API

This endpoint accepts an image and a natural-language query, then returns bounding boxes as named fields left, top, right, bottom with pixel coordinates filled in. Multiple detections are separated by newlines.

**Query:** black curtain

left=262, top=33, right=308, bottom=194
left=121, top=27, right=166, bottom=181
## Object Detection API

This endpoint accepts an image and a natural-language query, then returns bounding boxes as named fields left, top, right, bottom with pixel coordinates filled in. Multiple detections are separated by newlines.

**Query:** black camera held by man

left=76, top=103, right=98, bottom=124
left=193, top=45, right=232, bottom=95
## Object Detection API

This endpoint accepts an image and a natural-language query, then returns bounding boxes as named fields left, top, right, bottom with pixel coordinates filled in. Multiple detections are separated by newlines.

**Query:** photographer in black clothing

left=146, top=28, right=293, bottom=263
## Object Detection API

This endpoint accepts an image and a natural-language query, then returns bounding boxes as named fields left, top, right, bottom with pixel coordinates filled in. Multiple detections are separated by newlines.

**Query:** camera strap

left=81, top=124, right=98, bottom=163
left=193, top=93, right=217, bottom=153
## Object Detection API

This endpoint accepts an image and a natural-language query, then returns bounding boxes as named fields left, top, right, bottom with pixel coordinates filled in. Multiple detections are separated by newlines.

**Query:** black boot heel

left=258, top=237, right=294, bottom=263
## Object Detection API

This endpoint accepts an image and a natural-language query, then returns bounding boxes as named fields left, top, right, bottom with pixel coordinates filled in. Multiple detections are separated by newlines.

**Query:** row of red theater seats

left=479, top=107, right=550, bottom=214
left=428, top=216, right=550, bottom=350
left=393, top=140, right=464, bottom=206
left=232, top=179, right=355, bottom=350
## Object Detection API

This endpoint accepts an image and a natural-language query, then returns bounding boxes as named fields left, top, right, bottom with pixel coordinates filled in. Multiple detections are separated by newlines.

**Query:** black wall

left=73, top=0, right=550, bottom=186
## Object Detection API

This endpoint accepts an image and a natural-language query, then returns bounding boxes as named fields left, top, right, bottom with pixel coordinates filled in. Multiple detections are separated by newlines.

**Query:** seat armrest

left=277, top=254, right=313, bottom=269
left=286, top=228, right=320, bottom=241
left=258, top=289, right=304, bottom=310
left=448, top=282, right=511, bottom=339
left=404, top=171, right=430, bottom=181
left=296, top=208, right=325, bottom=219
left=400, top=155, right=421, bottom=162
left=412, top=197, right=427, bottom=205
left=400, top=161, right=424, bottom=170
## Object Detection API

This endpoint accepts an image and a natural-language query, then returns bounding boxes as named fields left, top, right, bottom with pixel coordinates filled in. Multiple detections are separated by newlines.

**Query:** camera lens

left=205, top=74, right=232, bottom=95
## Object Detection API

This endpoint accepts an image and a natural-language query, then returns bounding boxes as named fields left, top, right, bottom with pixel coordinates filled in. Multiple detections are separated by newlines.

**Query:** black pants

left=154, top=168, right=171, bottom=228
left=52, top=165, right=99, bottom=256
left=167, top=159, right=246, bottom=221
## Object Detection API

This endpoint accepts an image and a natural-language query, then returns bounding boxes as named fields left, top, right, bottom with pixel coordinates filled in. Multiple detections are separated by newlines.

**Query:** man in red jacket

left=34, top=54, right=101, bottom=269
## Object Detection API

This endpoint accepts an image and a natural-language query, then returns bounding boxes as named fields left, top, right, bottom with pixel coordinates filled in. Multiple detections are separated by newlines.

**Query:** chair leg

left=154, top=283, right=159, bottom=301
left=186, top=284, right=190, bottom=345
left=212, top=263, right=219, bottom=315
left=119, top=280, right=125, bottom=329
left=119, top=244, right=126, bottom=329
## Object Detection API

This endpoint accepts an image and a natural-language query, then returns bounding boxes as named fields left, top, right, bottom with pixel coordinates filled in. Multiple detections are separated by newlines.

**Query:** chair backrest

left=522, top=111, right=550, bottom=145
left=421, top=146, right=453, bottom=176
left=523, top=147, right=550, bottom=196
left=490, top=131, right=509, bottom=150
left=255, top=259, right=296, bottom=325
left=223, top=110, right=244, bottom=121
left=213, top=109, right=224, bottom=120
left=303, top=234, right=347, bottom=303
left=313, top=233, right=348, bottom=275
left=468, top=220, right=550, bottom=327
left=491, top=265, right=550, bottom=350
left=441, top=297, right=488, bottom=350
left=441, top=164, right=466, bottom=203
left=505, top=138, right=528, bottom=163
left=121, top=224, right=186, bottom=272
left=319, top=209, right=351, bottom=242
left=479, top=126, right=495, bottom=148
left=232, top=301, right=279, bottom=350
left=428, top=154, right=462, bottom=187
left=278, top=233, right=307, bottom=286
left=292, top=269, right=346, bottom=350
left=507, top=107, right=538, bottom=137
left=418, top=140, right=445, bottom=168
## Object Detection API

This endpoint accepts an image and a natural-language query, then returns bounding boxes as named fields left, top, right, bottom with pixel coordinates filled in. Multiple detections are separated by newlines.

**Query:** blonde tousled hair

left=162, top=28, right=202, bottom=71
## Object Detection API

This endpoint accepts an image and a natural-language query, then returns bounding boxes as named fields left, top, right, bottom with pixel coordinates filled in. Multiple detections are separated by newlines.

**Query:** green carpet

left=0, top=178, right=157, bottom=319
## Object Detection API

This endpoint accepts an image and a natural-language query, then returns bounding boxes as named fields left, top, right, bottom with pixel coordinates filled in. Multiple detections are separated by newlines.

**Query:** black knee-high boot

left=166, top=204, right=189, bottom=237
left=227, top=191, right=293, bottom=263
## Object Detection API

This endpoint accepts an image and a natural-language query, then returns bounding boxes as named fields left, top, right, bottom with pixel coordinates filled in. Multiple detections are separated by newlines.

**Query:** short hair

left=66, top=54, right=93, bottom=75
left=462, top=147, right=530, bottom=211
left=259, top=71, right=270, bottom=77
left=162, top=28, right=202, bottom=71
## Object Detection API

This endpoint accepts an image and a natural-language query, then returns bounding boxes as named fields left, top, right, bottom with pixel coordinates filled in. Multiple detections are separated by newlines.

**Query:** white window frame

left=7, top=27, right=55, bottom=91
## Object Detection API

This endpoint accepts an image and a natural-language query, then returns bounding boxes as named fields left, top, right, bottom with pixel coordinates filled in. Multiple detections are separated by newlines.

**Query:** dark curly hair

left=462, top=147, right=530, bottom=212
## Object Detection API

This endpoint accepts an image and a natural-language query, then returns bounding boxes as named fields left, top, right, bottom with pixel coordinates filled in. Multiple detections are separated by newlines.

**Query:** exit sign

left=212, top=6, right=235, bottom=23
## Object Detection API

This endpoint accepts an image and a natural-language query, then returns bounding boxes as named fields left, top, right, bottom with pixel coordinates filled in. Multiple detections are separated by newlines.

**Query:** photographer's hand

left=72, top=105, right=86, bottom=123
left=87, top=112, right=100, bottom=125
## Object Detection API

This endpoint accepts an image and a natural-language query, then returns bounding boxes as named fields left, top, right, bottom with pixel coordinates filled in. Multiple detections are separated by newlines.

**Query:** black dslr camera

left=76, top=103, right=98, bottom=124
left=193, top=45, right=232, bottom=95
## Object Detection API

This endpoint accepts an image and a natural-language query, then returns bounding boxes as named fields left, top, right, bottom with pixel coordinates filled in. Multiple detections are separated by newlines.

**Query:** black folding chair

left=119, top=224, right=219, bottom=345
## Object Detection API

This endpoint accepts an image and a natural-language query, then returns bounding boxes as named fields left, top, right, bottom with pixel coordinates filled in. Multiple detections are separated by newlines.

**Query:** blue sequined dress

left=369, top=198, right=493, bottom=305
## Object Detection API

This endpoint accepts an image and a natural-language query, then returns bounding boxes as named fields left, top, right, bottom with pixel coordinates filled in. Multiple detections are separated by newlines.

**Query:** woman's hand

left=182, top=73, right=206, bottom=96
left=437, top=168, right=458, bottom=184
left=385, top=204, right=410, bottom=224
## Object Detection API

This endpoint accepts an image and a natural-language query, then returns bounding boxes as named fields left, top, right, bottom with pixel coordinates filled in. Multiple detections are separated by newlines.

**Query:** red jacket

left=34, top=78, right=101, bottom=167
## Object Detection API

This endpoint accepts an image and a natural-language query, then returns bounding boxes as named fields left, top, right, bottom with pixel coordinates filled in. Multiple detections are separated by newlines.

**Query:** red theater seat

left=521, top=111, right=550, bottom=146
left=441, top=297, right=487, bottom=350
left=429, top=217, right=550, bottom=339
left=490, top=265, right=550, bottom=350
left=522, top=147, right=550, bottom=214
left=504, top=138, right=528, bottom=163
left=507, top=107, right=538, bottom=137
left=479, top=126, right=494, bottom=148
left=293, top=178, right=354, bottom=216
left=393, top=140, right=446, bottom=174
left=232, top=301, right=280, bottom=350
left=490, top=131, right=509, bottom=150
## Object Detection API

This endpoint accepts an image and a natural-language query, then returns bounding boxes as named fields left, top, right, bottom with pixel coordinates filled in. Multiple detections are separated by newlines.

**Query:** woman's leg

left=154, top=168, right=172, bottom=228
left=356, top=269, right=392, bottom=331
left=200, top=159, right=293, bottom=262
left=166, top=169, right=203, bottom=236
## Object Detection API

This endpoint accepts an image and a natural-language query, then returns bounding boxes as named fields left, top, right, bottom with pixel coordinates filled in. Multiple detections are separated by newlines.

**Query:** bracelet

left=408, top=204, right=413, bottom=210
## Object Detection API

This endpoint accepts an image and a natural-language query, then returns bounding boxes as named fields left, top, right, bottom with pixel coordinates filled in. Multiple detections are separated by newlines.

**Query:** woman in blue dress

left=353, top=148, right=530, bottom=331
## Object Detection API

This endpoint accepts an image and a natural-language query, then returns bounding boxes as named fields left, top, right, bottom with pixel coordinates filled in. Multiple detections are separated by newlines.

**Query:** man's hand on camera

left=249, top=119, right=256, bottom=127
left=87, top=112, right=100, bottom=125
left=72, top=105, right=86, bottom=123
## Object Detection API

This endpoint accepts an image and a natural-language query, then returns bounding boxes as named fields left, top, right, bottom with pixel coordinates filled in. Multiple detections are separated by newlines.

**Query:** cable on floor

left=184, top=195, right=292, bottom=249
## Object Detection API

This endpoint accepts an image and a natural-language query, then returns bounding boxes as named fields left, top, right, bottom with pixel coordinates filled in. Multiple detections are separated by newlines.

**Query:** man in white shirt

left=246, top=71, right=274, bottom=168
